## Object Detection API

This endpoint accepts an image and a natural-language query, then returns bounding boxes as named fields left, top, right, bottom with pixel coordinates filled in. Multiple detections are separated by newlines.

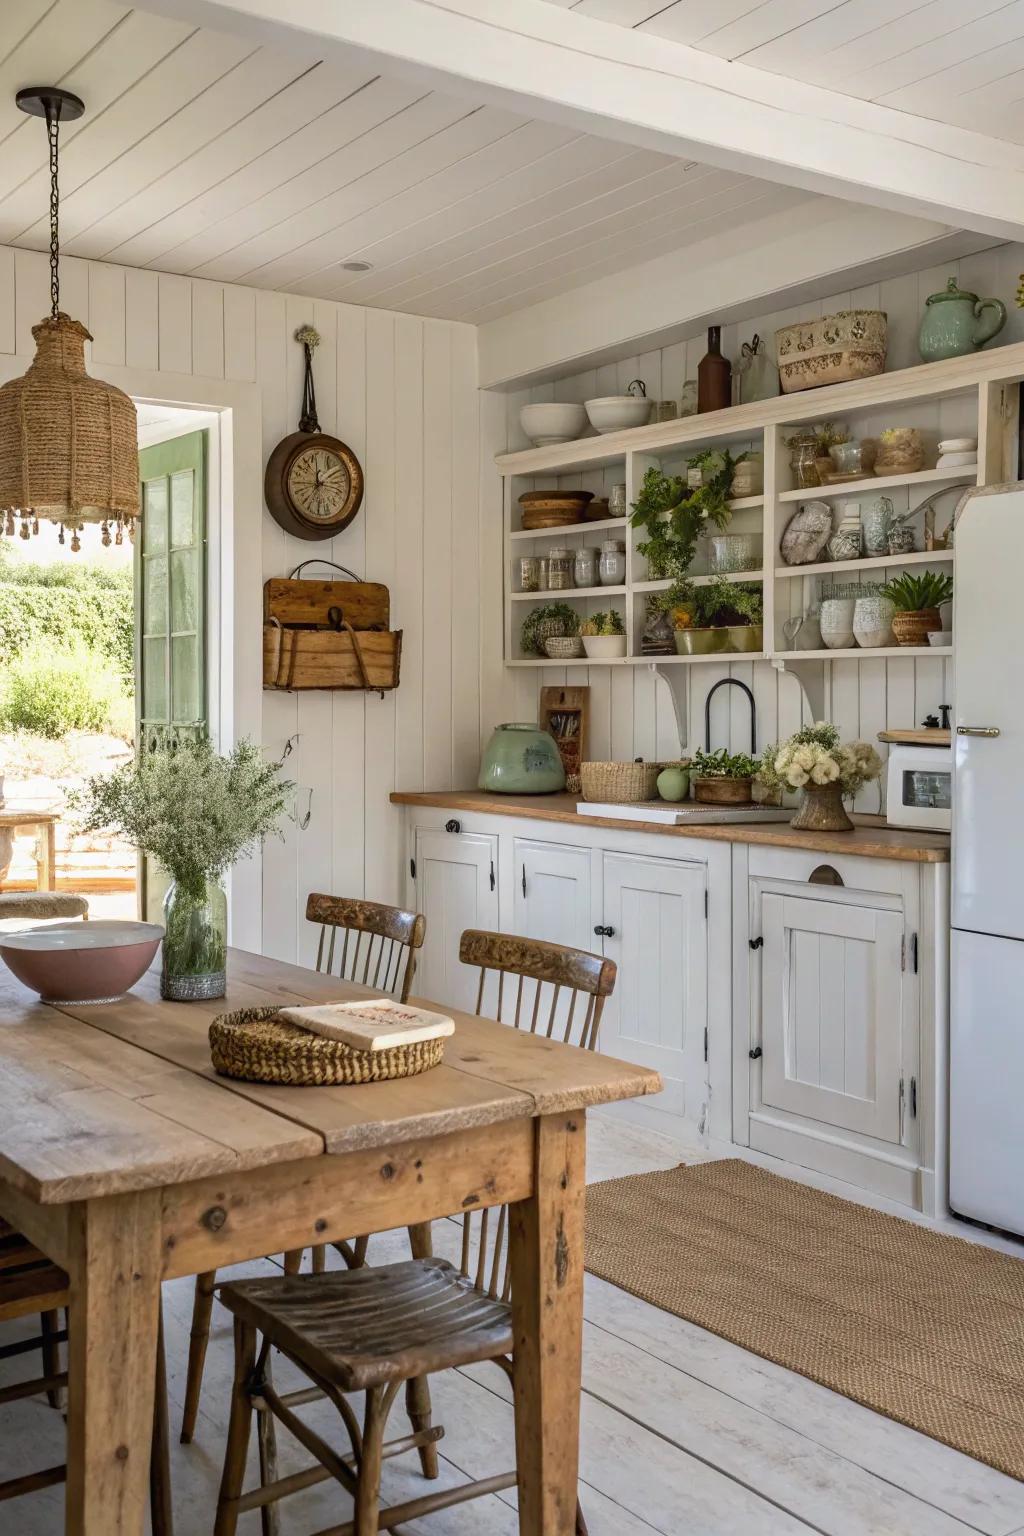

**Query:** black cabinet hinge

left=489, top=860, right=495, bottom=892
left=409, top=857, right=416, bottom=880
left=704, top=1026, right=709, bottom=1063
left=749, top=935, right=764, bottom=950
left=912, top=933, right=919, bottom=974
left=749, top=1045, right=762, bottom=1060
left=704, top=888, right=709, bottom=919
left=910, top=1075, right=917, bottom=1117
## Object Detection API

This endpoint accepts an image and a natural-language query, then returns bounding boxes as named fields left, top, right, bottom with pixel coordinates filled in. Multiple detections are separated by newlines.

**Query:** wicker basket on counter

left=579, top=760, right=660, bottom=804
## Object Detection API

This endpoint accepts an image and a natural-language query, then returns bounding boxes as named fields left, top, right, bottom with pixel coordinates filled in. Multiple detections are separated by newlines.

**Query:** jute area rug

left=584, top=1158, right=1024, bottom=1479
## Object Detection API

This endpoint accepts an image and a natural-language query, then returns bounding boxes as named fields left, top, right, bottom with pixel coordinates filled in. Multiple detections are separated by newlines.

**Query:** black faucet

left=705, top=678, right=756, bottom=755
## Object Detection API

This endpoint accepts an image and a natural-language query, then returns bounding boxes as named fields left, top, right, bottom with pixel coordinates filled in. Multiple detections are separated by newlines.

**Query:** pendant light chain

left=46, top=101, right=61, bottom=319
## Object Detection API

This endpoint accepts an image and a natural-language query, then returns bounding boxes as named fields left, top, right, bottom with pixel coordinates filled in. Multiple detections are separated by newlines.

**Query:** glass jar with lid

left=516, top=554, right=540, bottom=593
left=599, top=540, right=626, bottom=586
left=788, top=432, right=821, bottom=490
left=573, top=546, right=598, bottom=588
left=546, top=547, right=573, bottom=591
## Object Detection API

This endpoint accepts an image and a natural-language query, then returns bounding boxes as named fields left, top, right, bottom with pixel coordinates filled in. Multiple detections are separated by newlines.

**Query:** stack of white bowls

left=936, top=436, right=977, bottom=470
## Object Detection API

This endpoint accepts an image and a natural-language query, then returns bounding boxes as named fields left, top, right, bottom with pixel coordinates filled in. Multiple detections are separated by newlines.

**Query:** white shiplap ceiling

left=0, top=0, right=810, bottom=324
left=545, top=0, right=1024, bottom=145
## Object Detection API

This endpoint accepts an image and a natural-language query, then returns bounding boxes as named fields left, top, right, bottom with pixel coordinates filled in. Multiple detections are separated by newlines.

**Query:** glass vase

left=161, top=878, right=227, bottom=1001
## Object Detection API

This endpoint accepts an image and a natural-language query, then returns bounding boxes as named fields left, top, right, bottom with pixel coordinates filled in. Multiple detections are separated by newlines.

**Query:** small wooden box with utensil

left=262, top=561, right=402, bottom=692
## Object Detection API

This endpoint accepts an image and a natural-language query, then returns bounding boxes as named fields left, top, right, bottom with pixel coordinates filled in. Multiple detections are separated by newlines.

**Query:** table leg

left=39, top=820, right=56, bottom=891
left=509, top=1111, right=587, bottom=1535
left=65, top=1190, right=163, bottom=1536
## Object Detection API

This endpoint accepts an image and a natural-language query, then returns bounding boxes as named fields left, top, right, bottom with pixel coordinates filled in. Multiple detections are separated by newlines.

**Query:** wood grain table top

left=390, top=790, right=952, bottom=863
left=0, top=807, right=59, bottom=826
left=0, top=950, right=660, bottom=1205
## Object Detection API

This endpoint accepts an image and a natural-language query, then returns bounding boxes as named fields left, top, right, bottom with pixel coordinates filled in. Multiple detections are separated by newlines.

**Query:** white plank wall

left=489, top=240, right=1024, bottom=806
left=0, top=246, right=487, bottom=961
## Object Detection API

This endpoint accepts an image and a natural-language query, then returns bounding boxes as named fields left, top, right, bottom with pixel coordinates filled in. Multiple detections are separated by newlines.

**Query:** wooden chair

left=0, top=1223, right=172, bottom=1531
left=179, top=893, right=427, bottom=1446
left=212, top=931, right=615, bottom=1536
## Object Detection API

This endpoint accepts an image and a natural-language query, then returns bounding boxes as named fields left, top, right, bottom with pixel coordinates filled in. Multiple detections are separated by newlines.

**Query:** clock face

left=287, top=445, right=351, bottom=522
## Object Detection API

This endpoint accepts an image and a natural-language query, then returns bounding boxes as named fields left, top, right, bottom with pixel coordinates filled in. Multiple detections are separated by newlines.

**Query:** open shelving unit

left=497, top=343, right=1024, bottom=676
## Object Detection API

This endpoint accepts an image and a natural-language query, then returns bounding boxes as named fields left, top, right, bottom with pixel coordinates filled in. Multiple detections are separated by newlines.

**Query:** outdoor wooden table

left=0, top=807, right=58, bottom=890
left=0, top=947, right=660, bottom=1535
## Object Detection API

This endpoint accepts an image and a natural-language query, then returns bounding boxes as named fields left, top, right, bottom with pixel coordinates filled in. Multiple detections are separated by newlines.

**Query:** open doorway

left=0, top=402, right=216, bottom=924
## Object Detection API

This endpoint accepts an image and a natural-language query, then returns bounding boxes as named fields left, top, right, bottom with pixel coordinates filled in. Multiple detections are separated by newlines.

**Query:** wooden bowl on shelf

left=519, top=489, right=593, bottom=530
left=693, top=776, right=754, bottom=806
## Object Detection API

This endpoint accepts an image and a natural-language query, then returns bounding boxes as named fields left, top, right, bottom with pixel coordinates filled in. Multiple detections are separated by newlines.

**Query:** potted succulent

left=758, top=723, right=882, bottom=832
left=690, top=747, right=760, bottom=805
left=630, top=449, right=746, bottom=580
left=581, top=609, right=626, bottom=659
left=521, top=602, right=581, bottom=658
left=879, top=571, right=954, bottom=646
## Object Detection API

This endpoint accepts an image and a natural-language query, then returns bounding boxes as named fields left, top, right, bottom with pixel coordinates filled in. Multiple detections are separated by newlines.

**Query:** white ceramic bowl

left=584, top=396, right=652, bottom=434
left=928, top=630, right=952, bottom=647
left=938, top=437, right=977, bottom=454
left=0, top=919, right=164, bottom=1004
left=582, top=634, right=627, bottom=659
left=936, top=451, right=977, bottom=469
left=519, top=402, right=587, bottom=447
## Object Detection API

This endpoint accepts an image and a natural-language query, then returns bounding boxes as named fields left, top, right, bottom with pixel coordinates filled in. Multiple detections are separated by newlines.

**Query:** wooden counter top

left=390, top=790, right=951, bottom=863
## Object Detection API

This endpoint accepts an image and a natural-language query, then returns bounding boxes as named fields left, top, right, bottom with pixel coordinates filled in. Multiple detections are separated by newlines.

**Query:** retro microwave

left=885, top=744, right=952, bottom=831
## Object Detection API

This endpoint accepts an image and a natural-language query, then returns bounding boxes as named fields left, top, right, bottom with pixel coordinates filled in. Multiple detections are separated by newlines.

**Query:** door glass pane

left=171, top=635, right=199, bottom=722
left=170, top=470, right=194, bottom=548
left=143, top=638, right=168, bottom=719
left=144, top=479, right=168, bottom=554
left=144, top=557, right=168, bottom=636
left=170, top=550, right=198, bottom=633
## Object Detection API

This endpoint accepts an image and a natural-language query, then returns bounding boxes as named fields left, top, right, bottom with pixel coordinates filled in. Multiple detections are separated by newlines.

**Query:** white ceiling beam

left=137, top=0, right=1024, bottom=241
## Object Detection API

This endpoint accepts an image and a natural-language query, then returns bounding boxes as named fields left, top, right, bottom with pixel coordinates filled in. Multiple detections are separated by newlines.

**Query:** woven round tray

left=209, top=1006, right=446, bottom=1086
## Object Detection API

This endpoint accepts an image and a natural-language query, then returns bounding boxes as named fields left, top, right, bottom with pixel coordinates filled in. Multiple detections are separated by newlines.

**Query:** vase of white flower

left=162, top=877, right=228, bottom=1000
left=758, top=723, right=882, bottom=833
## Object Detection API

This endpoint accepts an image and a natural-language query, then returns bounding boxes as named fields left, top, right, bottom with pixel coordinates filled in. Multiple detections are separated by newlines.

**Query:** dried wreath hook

left=294, top=324, right=321, bottom=351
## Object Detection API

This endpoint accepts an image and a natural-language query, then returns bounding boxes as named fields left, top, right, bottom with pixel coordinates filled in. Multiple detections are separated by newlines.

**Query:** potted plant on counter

left=71, top=736, right=292, bottom=999
left=581, top=610, right=626, bottom=659
left=690, top=747, right=760, bottom=805
left=758, top=723, right=882, bottom=832
left=879, top=571, right=954, bottom=646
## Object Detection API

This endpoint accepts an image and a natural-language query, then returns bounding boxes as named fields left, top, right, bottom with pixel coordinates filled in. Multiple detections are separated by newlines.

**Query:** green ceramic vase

left=478, top=724, right=566, bottom=794
left=656, top=766, right=690, bottom=802
left=918, top=277, right=1006, bottom=362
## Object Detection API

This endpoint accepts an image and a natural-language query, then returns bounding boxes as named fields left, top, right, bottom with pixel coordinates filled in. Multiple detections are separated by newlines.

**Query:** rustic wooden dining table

left=0, top=947, right=660, bottom=1535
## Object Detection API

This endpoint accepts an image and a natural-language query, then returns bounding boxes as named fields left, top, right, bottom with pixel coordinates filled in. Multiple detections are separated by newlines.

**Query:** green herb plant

left=520, top=602, right=580, bottom=655
left=880, top=571, right=954, bottom=611
left=630, top=448, right=746, bottom=579
left=691, top=747, right=759, bottom=780
left=581, top=610, right=624, bottom=637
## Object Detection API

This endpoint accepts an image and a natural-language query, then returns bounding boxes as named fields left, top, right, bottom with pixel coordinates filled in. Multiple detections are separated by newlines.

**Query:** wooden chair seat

left=220, top=1258, right=512, bottom=1393
left=0, top=1231, right=68, bottom=1324
left=0, top=892, right=88, bottom=922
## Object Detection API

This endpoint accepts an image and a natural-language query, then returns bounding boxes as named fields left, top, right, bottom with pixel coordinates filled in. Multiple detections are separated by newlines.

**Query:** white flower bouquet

left=758, top=724, right=882, bottom=831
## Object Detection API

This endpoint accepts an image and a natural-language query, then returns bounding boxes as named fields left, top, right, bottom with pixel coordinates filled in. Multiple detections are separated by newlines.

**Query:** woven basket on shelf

left=209, top=1006, right=445, bottom=1086
left=580, top=760, right=659, bottom=804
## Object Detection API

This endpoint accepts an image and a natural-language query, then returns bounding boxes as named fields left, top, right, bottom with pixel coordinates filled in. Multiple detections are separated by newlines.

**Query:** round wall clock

left=265, top=324, right=364, bottom=541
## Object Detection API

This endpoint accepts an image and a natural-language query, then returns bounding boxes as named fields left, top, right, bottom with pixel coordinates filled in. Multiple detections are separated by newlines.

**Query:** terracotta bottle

left=697, top=325, right=731, bottom=413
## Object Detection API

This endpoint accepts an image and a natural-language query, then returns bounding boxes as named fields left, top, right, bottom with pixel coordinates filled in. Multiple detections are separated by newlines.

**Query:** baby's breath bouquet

left=71, top=737, right=292, bottom=999
left=758, top=723, right=881, bottom=832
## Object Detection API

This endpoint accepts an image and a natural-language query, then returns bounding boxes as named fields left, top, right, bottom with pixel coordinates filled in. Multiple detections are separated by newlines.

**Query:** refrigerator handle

left=957, top=726, right=1001, bottom=737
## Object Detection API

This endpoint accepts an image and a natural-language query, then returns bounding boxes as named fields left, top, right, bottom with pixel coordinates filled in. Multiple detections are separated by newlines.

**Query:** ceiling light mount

left=16, top=87, right=86, bottom=122
left=341, top=260, right=372, bottom=273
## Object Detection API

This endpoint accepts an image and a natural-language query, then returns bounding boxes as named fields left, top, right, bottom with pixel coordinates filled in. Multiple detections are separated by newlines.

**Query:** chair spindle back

left=305, top=894, right=426, bottom=1002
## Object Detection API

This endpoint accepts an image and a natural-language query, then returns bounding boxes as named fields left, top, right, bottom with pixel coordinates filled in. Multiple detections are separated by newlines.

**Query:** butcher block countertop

left=390, top=790, right=951, bottom=863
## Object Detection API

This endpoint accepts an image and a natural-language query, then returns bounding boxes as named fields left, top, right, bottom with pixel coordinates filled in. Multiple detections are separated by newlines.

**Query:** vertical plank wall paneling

left=0, top=246, right=486, bottom=961
left=492, top=241, right=1024, bottom=809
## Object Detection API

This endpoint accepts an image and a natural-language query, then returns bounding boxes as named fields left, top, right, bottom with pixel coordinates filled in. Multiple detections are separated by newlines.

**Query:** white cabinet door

left=414, top=829, right=498, bottom=1013
left=600, top=852, right=708, bottom=1124
left=513, top=838, right=593, bottom=951
left=761, top=892, right=904, bottom=1143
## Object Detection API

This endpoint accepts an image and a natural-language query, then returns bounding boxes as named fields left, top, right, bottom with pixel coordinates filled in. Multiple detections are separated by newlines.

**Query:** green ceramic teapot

left=918, top=276, right=1006, bottom=362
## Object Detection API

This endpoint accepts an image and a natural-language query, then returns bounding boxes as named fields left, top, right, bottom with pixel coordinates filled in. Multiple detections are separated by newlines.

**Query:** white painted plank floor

left=3, top=1111, right=1024, bottom=1536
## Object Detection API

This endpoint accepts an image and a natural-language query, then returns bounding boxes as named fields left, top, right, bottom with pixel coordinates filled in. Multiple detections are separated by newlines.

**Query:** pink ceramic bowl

left=0, top=920, right=163, bottom=1004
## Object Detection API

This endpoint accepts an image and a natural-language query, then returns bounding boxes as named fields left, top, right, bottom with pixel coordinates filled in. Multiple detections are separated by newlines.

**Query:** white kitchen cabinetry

left=601, top=852, right=708, bottom=1131
left=412, top=827, right=498, bottom=1014
left=513, top=837, right=594, bottom=951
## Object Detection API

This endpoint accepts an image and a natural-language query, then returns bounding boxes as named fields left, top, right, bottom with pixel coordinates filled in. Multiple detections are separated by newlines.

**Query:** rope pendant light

left=0, top=87, right=139, bottom=550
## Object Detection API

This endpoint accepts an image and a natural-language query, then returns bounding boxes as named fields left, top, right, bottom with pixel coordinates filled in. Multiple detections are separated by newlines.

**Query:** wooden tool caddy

left=262, top=562, right=402, bottom=693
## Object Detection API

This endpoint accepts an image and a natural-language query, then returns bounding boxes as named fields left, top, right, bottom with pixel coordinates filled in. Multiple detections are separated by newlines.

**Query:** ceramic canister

left=820, top=597, right=857, bottom=650
left=853, top=592, right=895, bottom=648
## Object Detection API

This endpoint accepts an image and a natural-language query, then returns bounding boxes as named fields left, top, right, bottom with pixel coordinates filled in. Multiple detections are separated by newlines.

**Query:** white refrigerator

left=950, top=481, right=1024, bottom=1234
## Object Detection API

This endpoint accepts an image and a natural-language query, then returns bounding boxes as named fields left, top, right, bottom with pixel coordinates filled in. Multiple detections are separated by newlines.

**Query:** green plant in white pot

left=581, top=609, right=626, bottom=659
left=71, top=737, right=292, bottom=1000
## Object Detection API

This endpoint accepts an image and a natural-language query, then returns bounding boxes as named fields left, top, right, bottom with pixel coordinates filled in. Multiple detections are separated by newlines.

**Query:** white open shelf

left=498, top=344, right=1024, bottom=670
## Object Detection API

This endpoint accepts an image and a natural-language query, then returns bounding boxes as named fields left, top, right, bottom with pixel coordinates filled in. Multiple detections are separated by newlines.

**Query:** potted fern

left=879, top=571, right=954, bottom=646
left=630, top=449, right=746, bottom=579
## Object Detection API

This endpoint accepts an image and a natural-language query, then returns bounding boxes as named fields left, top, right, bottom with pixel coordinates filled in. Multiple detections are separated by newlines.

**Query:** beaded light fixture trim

left=0, top=88, right=139, bottom=549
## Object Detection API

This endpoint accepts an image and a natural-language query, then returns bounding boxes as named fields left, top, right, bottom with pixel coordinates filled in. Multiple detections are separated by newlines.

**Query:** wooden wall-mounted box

left=262, top=576, right=402, bottom=692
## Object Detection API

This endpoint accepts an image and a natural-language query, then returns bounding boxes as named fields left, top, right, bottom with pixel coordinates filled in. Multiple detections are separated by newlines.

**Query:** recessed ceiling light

left=341, top=260, right=372, bottom=272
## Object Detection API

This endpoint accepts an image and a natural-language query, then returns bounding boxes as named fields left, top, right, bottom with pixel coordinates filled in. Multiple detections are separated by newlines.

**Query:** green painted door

left=136, top=430, right=208, bottom=920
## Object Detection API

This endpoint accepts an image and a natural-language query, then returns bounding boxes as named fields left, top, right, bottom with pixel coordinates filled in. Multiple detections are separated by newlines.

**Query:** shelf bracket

left=650, top=663, right=689, bottom=756
left=772, top=657, right=828, bottom=721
